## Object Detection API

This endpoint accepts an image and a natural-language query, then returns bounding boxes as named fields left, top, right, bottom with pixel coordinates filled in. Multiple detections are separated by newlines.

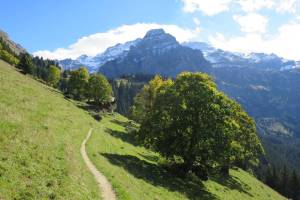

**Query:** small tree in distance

left=47, top=65, right=61, bottom=87
left=67, top=67, right=89, bottom=100
left=86, top=73, right=112, bottom=106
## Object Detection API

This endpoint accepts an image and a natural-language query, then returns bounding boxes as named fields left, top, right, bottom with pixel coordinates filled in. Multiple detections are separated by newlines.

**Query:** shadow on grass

left=211, top=172, right=253, bottom=197
left=101, top=153, right=218, bottom=200
left=105, top=128, right=140, bottom=146
left=76, top=103, right=100, bottom=113
left=105, top=118, right=253, bottom=199
left=111, top=119, right=130, bottom=127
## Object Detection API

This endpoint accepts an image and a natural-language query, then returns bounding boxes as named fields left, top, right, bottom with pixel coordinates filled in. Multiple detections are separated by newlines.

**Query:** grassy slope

left=87, top=115, right=286, bottom=200
left=0, top=60, right=285, bottom=200
left=0, top=60, right=99, bottom=199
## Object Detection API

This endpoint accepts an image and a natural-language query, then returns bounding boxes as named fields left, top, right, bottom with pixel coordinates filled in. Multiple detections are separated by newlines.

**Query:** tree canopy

left=47, top=65, right=61, bottom=87
left=67, top=67, right=89, bottom=100
left=133, top=72, right=264, bottom=177
left=86, top=73, right=112, bottom=105
left=17, top=53, right=34, bottom=74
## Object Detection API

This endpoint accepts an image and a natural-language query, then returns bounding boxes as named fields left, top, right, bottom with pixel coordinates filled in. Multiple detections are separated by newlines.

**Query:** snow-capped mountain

left=59, top=30, right=300, bottom=73
left=98, top=29, right=211, bottom=78
left=59, top=38, right=141, bottom=72
left=182, top=42, right=298, bottom=71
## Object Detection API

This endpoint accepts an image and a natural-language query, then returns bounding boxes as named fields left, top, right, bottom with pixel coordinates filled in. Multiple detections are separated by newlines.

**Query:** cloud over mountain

left=33, top=23, right=199, bottom=60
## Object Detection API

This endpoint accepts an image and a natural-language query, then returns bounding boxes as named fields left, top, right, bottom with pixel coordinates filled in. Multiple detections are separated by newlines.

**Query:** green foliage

left=264, top=165, right=300, bottom=199
left=67, top=67, right=89, bottom=100
left=17, top=53, right=35, bottom=74
left=290, top=170, right=300, bottom=200
left=86, top=113, right=285, bottom=200
left=111, top=74, right=153, bottom=116
left=86, top=73, right=112, bottom=105
left=0, top=50, right=19, bottom=66
left=47, top=65, right=61, bottom=87
left=0, top=37, right=19, bottom=66
left=32, top=56, right=58, bottom=81
left=130, top=75, right=172, bottom=123
left=0, top=38, right=16, bottom=56
left=136, top=72, right=264, bottom=177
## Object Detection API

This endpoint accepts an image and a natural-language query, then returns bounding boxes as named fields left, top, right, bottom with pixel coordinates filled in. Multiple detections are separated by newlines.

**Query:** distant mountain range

left=59, top=29, right=300, bottom=73
left=182, top=42, right=300, bottom=71
left=59, top=39, right=141, bottom=72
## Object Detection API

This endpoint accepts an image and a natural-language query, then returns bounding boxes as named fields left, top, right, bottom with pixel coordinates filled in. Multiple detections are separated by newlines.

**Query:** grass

left=87, top=114, right=286, bottom=200
left=0, top=60, right=100, bottom=199
left=0, top=59, right=286, bottom=200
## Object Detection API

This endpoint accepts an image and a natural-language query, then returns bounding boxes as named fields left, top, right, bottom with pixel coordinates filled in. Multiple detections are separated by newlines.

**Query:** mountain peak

left=143, top=29, right=177, bottom=43
left=137, top=28, right=179, bottom=52
left=144, top=29, right=166, bottom=38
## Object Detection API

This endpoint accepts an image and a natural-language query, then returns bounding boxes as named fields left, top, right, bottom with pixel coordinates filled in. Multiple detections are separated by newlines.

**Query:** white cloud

left=33, top=23, right=199, bottom=60
left=209, top=20, right=300, bottom=60
left=233, top=13, right=269, bottom=33
left=237, top=0, right=274, bottom=12
left=276, top=0, right=297, bottom=13
left=181, top=0, right=232, bottom=15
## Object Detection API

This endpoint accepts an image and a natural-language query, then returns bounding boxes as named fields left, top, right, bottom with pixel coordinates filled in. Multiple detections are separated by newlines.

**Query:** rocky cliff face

left=99, top=29, right=211, bottom=78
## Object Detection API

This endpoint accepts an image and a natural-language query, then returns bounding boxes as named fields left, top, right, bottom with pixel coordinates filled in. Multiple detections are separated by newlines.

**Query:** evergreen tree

left=290, top=170, right=300, bottom=200
left=279, top=166, right=289, bottom=196
left=266, top=166, right=280, bottom=191
left=17, top=53, right=34, bottom=74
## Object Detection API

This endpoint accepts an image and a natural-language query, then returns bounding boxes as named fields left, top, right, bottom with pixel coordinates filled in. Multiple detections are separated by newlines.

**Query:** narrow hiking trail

left=81, top=128, right=116, bottom=200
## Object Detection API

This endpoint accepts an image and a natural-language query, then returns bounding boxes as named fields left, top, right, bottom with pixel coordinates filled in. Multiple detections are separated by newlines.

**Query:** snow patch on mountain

left=58, top=38, right=141, bottom=72
left=182, top=42, right=299, bottom=71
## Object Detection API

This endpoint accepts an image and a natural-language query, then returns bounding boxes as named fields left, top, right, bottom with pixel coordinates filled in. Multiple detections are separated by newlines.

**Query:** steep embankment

left=0, top=60, right=100, bottom=199
left=0, top=60, right=285, bottom=200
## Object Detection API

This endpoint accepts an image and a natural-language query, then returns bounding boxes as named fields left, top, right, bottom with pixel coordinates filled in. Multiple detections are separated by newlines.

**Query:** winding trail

left=81, top=128, right=116, bottom=200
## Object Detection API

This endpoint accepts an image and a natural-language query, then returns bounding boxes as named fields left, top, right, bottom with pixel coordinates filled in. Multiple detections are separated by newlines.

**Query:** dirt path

left=81, top=128, right=116, bottom=200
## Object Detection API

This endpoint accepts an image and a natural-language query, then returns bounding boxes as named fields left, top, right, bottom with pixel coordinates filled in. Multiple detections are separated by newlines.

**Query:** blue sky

left=1, top=0, right=300, bottom=60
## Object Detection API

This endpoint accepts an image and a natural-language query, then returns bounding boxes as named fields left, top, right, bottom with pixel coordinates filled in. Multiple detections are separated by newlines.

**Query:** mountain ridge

left=58, top=29, right=300, bottom=73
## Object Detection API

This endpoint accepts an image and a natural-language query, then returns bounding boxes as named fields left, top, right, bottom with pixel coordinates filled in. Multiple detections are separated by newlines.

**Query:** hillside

left=0, top=60, right=285, bottom=199
left=0, top=60, right=99, bottom=199
left=0, top=30, right=26, bottom=55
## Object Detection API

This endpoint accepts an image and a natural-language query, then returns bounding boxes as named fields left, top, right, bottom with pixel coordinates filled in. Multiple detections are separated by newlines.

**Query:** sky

left=1, top=0, right=300, bottom=60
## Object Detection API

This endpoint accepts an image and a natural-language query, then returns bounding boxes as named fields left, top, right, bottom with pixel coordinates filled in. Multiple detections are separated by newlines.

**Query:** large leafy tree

left=137, top=72, right=264, bottom=176
left=67, top=67, right=89, bottom=100
left=86, top=73, right=112, bottom=106
left=47, top=65, right=61, bottom=87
